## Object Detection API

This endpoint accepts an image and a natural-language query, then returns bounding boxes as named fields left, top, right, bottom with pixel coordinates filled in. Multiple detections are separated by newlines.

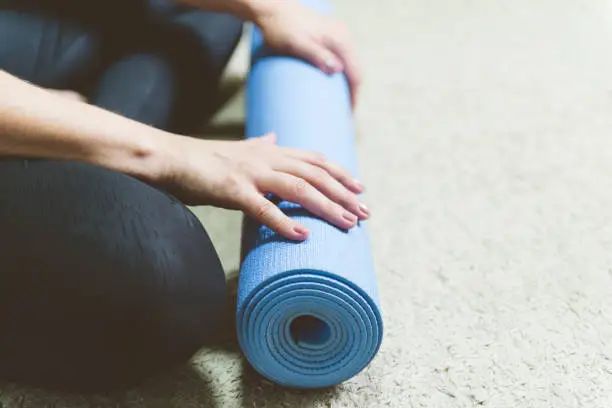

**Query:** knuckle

left=238, top=160, right=259, bottom=175
left=221, top=173, right=244, bottom=196
left=293, top=178, right=311, bottom=198
left=310, top=152, right=327, bottom=166
left=311, top=167, right=329, bottom=184
left=338, top=173, right=353, bottom=186
left=281, top=218, right=295, bottom=232
left=341, top=192, right=358, bottom=209
left=256, top=201, right=275, bottom=220
left=326, top=200, right=341, bottom=215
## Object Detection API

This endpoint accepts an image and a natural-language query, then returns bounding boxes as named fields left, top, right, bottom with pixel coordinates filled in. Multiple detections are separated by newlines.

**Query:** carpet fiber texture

left=3, top=0, right=612, bottom=406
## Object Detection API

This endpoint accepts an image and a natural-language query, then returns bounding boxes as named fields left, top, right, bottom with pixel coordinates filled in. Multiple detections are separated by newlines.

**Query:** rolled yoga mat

left=236, top=0, right=383, bottom=389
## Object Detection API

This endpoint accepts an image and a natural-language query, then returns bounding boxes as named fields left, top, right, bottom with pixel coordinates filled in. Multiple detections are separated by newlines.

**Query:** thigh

left=0, top=159, right=226, bottom=392
left=91, top=4, right=244, bottom=132
left=0, top=8, right=102, bottom=90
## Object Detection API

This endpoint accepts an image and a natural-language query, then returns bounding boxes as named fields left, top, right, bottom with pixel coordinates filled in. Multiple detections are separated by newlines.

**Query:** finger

left=281, top=148, right=364, bottom=194
left=258, top=173, right=359, bottom=230
left=325, top=33, right=362, bottom=108
left=292, top=37, right=344, bottom=75
left=274, top=159, right=368, bottom=219
left=242, top=191, right=309, bottom=241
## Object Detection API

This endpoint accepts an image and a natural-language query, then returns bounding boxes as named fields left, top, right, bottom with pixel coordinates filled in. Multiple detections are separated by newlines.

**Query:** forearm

left=0, top=71, right=172, bottom=183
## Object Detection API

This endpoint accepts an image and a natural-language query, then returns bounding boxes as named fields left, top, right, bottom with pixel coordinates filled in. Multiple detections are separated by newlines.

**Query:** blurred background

left=4, top=0, right=612, bottom=407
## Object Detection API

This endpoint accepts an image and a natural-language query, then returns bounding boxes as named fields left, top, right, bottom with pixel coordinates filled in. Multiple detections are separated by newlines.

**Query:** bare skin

left=174, top=0, right=362, bottom=105
left=0, top=0, right=366, bottom=241
left=46, top=89, right=86, bottom=102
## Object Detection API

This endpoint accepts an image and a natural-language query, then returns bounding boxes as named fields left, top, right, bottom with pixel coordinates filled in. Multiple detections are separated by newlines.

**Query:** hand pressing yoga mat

left=237, top=0, right=383, bottom=389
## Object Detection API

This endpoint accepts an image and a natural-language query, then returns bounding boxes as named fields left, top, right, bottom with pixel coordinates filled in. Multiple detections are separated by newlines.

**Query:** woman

left=0, top=0, right=367, bottom=393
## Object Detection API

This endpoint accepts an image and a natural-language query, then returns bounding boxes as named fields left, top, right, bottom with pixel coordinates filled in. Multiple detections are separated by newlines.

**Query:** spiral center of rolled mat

left=289, top=315, right=332, bottom=347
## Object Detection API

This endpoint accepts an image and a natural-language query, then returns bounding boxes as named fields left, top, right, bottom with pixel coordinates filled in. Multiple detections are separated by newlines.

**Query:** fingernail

left=293, top=226, right=309, bottom=237
left=343, top=212, right=358, bottom=223
left=359, top=203, right=370, bottom=217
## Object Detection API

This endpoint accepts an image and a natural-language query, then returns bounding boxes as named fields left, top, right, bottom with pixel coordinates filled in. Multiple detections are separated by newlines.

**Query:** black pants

left=0, top=0, right=242, bottom=392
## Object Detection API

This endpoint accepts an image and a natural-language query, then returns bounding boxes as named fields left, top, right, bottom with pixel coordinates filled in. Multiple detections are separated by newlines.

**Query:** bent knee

left=0, top=159, right=226, bottom=391
left=92, top=53, right=178, bottom=127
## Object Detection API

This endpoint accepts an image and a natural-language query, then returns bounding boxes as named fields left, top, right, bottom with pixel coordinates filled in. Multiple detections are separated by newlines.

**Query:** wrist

left=141, top=132, right=204, bottom=194
left=110, top=128, right=177, bottom=187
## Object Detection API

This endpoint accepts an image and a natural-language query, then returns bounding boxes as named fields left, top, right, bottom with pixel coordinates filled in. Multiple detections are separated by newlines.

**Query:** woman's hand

left=253, top=1, right=362, bottom=107
left=161, top=133, right=369, bottom=241
left=0, top=72, right=367, bottom=242
left=175, top=0, right=361, bottom=105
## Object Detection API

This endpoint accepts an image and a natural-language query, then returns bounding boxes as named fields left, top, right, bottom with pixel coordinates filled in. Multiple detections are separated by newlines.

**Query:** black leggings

left=0, top=0, right=242, bottom=392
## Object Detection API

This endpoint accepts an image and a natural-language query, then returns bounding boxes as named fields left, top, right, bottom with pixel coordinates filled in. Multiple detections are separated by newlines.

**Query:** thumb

left=295, top=39, right=343, bottom=75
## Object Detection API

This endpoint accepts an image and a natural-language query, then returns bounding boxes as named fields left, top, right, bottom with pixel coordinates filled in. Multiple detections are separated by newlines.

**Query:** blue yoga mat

left=237, top=0, right=383, bottom=389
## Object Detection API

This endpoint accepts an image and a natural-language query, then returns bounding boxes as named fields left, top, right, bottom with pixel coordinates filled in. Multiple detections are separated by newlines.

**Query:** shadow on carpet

left=0, top=274, right=341, bottom=408
left=0, top=365, right=217, bottom=408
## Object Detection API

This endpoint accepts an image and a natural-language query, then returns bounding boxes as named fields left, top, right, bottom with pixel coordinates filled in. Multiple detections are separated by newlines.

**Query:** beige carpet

left=4, top=0, right=612, bottom=406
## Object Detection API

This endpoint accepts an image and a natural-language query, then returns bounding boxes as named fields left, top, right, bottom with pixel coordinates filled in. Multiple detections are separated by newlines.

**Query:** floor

left=3, top=0, right=612, bottom=406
